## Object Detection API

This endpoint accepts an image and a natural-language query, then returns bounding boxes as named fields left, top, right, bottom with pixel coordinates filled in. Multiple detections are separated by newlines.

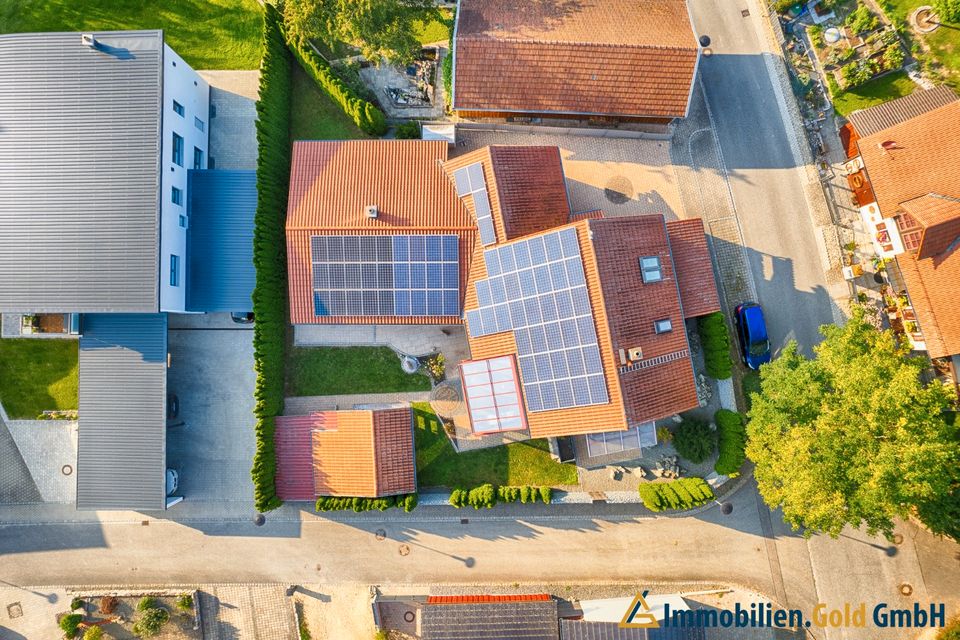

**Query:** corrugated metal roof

left=847, top=86, right=958, bottom=137
left=421, top=598, right=559, bottom=639
left=186, top=170, right=257, bottom=312
left=0, top=31, right=164, bottom=313
left=561, top=619, right=708, bottom=639
left=77, top=313, right=168, bottom=511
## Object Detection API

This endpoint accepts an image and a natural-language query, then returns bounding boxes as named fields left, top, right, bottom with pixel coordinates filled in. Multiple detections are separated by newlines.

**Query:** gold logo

left=620, top=591, right=660, bottom=629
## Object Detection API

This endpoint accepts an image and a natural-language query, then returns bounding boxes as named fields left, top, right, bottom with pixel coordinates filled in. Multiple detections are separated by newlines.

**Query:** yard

left=290, top=64, right=370, bottom=142
left=412, top=403, right=579, bottom=488
left=829, top=69, right=917, bottom=115
left=879, top=0, right=960, bottom=85
left=285, top=346, right=430, bottom=397
left=0, top=0, right=263, bottom=69
left=414, top=9, right=453, bottom=45
left=0, top=339, right=78, bottom=419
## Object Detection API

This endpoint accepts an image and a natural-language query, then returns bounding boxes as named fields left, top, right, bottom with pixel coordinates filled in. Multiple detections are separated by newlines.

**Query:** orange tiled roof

left=899, top=194, right=960, bottom=260
left=665, top=219, right=722, bottom=318
left=453, top=0, right=699, bottom=118
left=897, top=251, right=960, bottom=359
left=286, top=140, right=476, bottom=325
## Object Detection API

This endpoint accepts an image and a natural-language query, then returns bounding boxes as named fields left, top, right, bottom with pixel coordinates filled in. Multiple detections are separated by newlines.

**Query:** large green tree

left=283, top=0, right=439, bottom=65
left=746, top=306, right=959, bottom=538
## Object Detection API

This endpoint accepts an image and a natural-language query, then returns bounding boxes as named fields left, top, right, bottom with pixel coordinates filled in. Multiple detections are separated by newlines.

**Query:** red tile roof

left=898, top=194, right=960, bottom=260
left=453, top=0, right=699, bottom=118
left=897, top=250, right=960, bottom=359
left=666, top=219, right=722, bottom=318
left=286, top=140, right=476, bottom=324
left=274, top=413, right=324, bottom=501
left=426, top=595, right=552, bottom=604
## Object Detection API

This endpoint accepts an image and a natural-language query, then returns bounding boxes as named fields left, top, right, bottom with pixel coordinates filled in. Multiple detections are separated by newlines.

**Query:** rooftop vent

left=879, top=140, right=899, bottom=154
left=365, top=205, right=379, bottom=219
left=628, top=347, right=643, bottom=362
left=81, top=33, right=97, bottom=49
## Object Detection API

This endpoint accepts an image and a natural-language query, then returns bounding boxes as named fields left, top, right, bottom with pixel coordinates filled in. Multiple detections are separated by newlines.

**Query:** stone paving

left=199, top=584, right=297, bottom=640
left=198, top=70, right=260, bottom=171
left=4, top=419, right=76, bottom=503
left=0, top=409, right=41, bottom=504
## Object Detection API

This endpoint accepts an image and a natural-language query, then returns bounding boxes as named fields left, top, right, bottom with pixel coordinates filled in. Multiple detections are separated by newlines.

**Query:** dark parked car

left=230, top=312, right=254, bottom=324
left=734, top=302, right=771, bottom=370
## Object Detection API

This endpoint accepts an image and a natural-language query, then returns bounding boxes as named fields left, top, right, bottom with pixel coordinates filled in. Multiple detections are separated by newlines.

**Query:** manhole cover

left=430, top=381, right=464, bottom=419
left=7, top=602, right=23, bottom=619
left=253, top=513, right=266, bottom=526
left=375, top=529, right=386, bottom=541
left=604, top=176, right=634, bottom=204
left=720, top=502, right=734, bottom=515
left=398, top=544, right=410, bottom=556
left=61, top=464, right=73, bottom=476
left=741, top=8, right=750, bottom=17
left=899, top=583, right=913, bottom=596
left=403, top=611, right=416, bottom=623
left=460, top=518, right=469, bottom=525
left=892, top=533, right=904, bottom=545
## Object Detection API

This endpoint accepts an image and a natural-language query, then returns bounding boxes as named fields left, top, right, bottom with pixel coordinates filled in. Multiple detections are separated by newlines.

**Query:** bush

left=884, top=44, right=905, bottom=69
left=638, top=478, right=715, bottom=512
left=808, top=24, right=824, bottom=48
left=286, top=36, right=387, bottom=135
left=846, top=5, right=879, bottom=34
left=83, top=628, right=104, bottom=640
left=842, top=59, right=877, bottom=87
left=315, top=494, right=418, bottom=512
left=937, top=615, right=960, bottom=640
left=673, top=418, right=717, bottom=464
left=467, top=483, right=496, bottom=509
left=714, top=409, right=747, bottom=475
left=698, top=312, right=732, bottom=379
left=132, top=608, right=169, bottom=638
left=934, top=0, right=960, bottom=22
left=137, top=597, right=158, bottom=612
left=449, top=488, right=467, bottom=508
left=539, top=486, right=552, bottom=504
left=395, top=121, right=421, bottom=139
left=251, top=4, right=293, bottom=513
left=59, top=614, right=83, bottom=638
left=176, top=593, right=194, bottom=612
left=70, top=598, right=85, bottom=611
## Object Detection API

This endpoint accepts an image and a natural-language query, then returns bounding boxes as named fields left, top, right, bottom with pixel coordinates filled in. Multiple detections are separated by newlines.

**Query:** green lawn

left=285, top=346, right=430, bottom=397
left=829, top=70, right=917, bottom=116
left=413, top=403, right=579, bottom=489
left=741, top=369, right=762, bottom=412
left=0, top=339, right=78, bottom=419
left=0, top=0, right=263, bottom=69
left=290, top=63, right=369, bottom=142
left=880, top=0, right=960, bottom=84
left=414, top=9, right=453, bottom=45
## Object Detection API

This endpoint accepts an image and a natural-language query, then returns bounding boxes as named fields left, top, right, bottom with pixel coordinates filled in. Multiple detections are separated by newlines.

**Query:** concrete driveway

left=166, top=314, right=256, bottom=503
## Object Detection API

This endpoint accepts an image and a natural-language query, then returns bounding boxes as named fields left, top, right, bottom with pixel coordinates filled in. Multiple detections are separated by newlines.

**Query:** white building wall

left=159, top=44, right=209, bottom=313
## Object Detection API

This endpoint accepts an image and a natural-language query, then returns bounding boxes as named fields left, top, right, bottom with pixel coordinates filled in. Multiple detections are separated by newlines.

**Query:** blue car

left=734, top=302, right=771, bottom=370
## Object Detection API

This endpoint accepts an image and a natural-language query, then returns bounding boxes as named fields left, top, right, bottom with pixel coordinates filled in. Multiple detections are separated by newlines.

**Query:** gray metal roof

left=186, top=170, right=257, bottom=312
left=422, top=600, right=560, bottom=639
left=0, top=31, right=163, bottom=313
left=848, top=86, right=958, bottom=137
left=77, top=313, right=168, bottom=511
left=561, top=619, right=708, bottom=640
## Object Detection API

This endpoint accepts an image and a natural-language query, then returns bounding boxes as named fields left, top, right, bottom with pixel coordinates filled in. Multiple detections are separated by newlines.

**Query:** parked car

left=230, top=312, right=254, bottom=324
left=734, top=302, right=772, bottom=370
left=165, top=468, right=179, bottom=496
left=167, top=393, right=179, bottom=420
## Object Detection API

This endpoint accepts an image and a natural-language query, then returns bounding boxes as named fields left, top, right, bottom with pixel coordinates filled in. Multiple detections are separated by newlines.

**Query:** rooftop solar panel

left=311, top=234, right=459, bottom=317
left=453, top=163, right=498, bottom=246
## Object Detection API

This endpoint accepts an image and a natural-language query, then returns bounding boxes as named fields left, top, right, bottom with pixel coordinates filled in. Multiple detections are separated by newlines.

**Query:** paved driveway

left=166, top=315, right=256, bottom=503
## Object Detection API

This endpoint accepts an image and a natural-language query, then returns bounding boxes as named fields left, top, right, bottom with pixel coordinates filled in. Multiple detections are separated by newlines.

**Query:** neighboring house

left=450, top=0, right=700, bottom=126
left=0, top=31, right=255, bottom=510
left=845, top=87, right=960, bottom=371
left=283, top=140, right=720, bottom=471
left=274, top=408, right=416, bottom=500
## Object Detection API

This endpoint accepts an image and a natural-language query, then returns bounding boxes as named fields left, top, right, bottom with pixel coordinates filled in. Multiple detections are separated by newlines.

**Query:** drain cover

left=741, top=8, right=750, bottom=17
left=375, top=529, right=386, bottom=541
left=61, top=464, right=73, bottom=476
left=399, top=544, right=410, bottom=556
left=7, top=602, right=23, bottom=619
left=899, top=583, right=913, bottom=596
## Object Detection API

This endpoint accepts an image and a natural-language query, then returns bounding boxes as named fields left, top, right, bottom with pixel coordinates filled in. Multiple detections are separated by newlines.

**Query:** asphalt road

left=689, top=0, right=843, bottom=355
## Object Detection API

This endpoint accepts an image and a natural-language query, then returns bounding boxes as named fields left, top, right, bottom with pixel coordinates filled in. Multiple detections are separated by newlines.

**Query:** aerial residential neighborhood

left=0, top=0, right=957, bottom=639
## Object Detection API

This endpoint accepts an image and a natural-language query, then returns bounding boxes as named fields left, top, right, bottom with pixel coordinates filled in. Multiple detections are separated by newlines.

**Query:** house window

left=654, top=318, right=673, bottom=334
left=171, top=186, right=183, bottom=206
left=172, top=133, right=184, bottom=166
left=179, top=215, right=188, bottom=229
left=169, top=255, right=180, bottom=287
left=194, top=116, right=205, bottom=132
left=640, top=256, right=663, bottom=283
left=193, top=147, right=204, bottom=170
left=172, top=100, right=184, bottom=117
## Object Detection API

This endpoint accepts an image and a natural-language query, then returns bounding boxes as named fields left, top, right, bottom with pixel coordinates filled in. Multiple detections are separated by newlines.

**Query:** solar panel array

left=461, top=357, right=527, bottom=433
left=452, top=162, right=497, bottom=246
left=465, top=228, right=609, bottom=412
left=311, top=235, right=459, bottom=317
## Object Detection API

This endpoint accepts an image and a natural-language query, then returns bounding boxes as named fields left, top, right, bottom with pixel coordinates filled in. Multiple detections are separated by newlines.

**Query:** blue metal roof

left=186, top=170, right=256, bottom=312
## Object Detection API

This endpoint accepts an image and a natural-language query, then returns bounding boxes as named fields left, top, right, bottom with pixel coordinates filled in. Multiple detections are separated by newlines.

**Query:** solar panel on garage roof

left=452, top=163, right=497, bottom=245
left=311, top=235, right=459, bottom=317
left=465, top=227, right=609, bottom=412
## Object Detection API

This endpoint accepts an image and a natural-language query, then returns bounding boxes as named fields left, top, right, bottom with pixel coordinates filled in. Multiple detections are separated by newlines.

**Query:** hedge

left=714, top=409, right=747, bottom=475
left=638, top=477, right=714, bottom=512
left=315, top=494, right=419, bottom=512
left=450, top=484, right=553, bottom=509
left=251, top=4, right=293, bottom=513
left=698, top=312, right=733, bottom=379
left=286, top=36, right=387, bottom=136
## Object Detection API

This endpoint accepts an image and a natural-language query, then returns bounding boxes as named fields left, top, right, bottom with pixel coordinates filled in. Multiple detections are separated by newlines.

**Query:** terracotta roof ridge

left=287, top=226, right=479, bottom=232
left=457, top=33, right=697, bottom=51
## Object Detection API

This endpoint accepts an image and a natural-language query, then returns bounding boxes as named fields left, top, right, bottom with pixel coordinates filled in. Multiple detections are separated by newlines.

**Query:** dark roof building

left=561, top=619, right=708, bottom=639
left=421, top=594, right=560, bottom=640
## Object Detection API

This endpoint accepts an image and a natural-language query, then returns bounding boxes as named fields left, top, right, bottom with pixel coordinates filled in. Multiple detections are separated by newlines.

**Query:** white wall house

left=159, top=44, right=210, bottom=313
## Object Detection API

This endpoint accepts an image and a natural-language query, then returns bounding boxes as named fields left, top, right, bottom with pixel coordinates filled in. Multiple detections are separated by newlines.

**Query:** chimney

left=81, top=33, right=98, bottom=49
left=628, top=347, right=643, bottom=362
left=365, top=205, right=379, bottom=219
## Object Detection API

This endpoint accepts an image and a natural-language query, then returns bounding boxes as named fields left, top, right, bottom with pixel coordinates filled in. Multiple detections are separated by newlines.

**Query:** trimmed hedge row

left=698, top=312, right=733, bottom=379
left=315, top=494, right=419, bottom=513
left=714, top=409, right=747, bottom=475
left=449, top=483, right=553, bottom=509
left=286, top=36, right=387, bottom=136
left=251, top=4, right=293, bottom=513
left=638, top=477, right=714, bottom=512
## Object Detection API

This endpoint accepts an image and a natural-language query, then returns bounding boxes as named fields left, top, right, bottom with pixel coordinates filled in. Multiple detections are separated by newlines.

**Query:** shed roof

left=421, top=595, right=559, bottom=640
left=77, top=313, right=168, bottom=511
left=0, top=31, right=164, bottom=313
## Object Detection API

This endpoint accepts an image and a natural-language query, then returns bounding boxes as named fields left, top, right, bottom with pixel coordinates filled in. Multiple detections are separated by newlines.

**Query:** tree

left=83, top=627, right=104, bottom=640
left=284, top=0, right=440, bottom=65
left=59, top=614, right=83, bottom=638
left=132, top=608, right=169, bottom=638
left=934, top=0, right=960, bottom=23
left=673, top=418, right=717, bottom=464
left=746, top=307, right=959, bottom=538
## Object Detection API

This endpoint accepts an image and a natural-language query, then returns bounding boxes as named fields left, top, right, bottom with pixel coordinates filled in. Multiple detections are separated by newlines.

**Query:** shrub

left=137, top=597, right=158, bottom=612
left=176, top=593, right=194, bottom=612
left=933, top=0, right=960, bottom=22
left=395, top=121, right=421, bottom=139
left=883, top=44, right=905, bottom=69
left=937, top=615, right=960, bottom=640
left=714, top=409, right=747, bottom=475
left=673, top=418, right=717, bottom=464
left=286, top=36, right=387, bottom=135
left=697, top=312, right=732, bottom=379
left=808, top=24, right=824, bottom=48
left=539, top=486, right=552, bottom=504
left=251, top=4, right=293, bottom=513
left=83, top=628, right=104, bottom=640
left=132, top=608, right=169, bottom=638
left=449, top=488, right=467, bottom=508
left=99, top=597, right=118, bottom=615
left=846, top=5, right=879, bottom=34
left=842, top=59, right=877, bottom=87
left=70, top=598, right=85, bottom=611
left=314, top=494, right=417, bottom=512
left=467, top=483, right=496, bottom=509
left=59, top=614, right=83, bottom=638
left=638, top=478, right=715, bottom=512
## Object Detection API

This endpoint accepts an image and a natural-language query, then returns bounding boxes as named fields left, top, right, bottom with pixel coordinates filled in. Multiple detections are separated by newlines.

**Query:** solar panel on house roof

left=461, top=356, right=527, bottom=433
left=465, top=227, right=609, bottom=412
left=452, top=163, right=497, bottom=245
left=311, top=235, right=459, bottom=317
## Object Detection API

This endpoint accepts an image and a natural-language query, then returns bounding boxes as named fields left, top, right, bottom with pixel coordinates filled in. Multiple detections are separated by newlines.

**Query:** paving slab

left=198, top=70, right=259, bottom=171
left=4, top=420, right=76, bottom=503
